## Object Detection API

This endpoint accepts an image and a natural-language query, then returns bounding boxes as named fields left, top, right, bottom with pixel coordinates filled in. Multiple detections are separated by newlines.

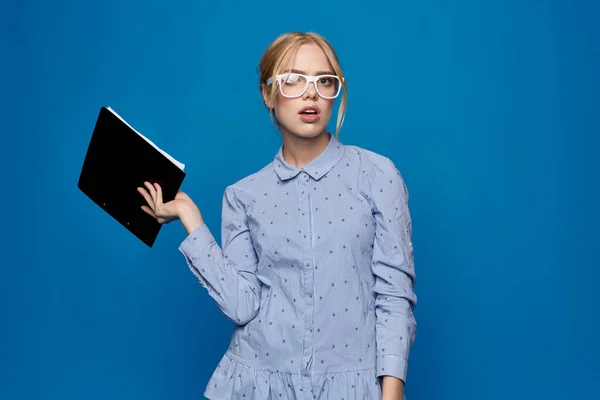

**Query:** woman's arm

left=368, top=158, right=417, bottom=397
left=139, top=181, right=262, bottom=326
left=177, top=185, right=262, bottom=326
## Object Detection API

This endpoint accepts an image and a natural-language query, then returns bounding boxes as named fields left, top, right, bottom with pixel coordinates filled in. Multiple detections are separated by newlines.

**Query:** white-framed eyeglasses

left=266, top=73, right=343, bottom=99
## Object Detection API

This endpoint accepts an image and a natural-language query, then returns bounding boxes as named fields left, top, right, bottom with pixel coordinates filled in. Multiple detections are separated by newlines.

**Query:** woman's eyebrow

left=289, top=68, right=335, bottom=75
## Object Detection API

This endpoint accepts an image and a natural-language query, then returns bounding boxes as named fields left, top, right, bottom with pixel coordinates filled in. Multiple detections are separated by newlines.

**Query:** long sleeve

left=178, top=185, right=262, bottom=326
left=369, top=158, right=417, bottom=384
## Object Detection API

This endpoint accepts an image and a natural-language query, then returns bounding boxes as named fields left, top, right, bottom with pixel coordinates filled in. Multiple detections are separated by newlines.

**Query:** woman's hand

left=137, top=181, right=204, bottom=234
left=381, top=376, right=404, bottom=400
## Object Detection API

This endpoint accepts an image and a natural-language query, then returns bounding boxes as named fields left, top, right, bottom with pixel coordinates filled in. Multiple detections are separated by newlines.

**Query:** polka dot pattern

left=179, top=134, right=416, bottom=399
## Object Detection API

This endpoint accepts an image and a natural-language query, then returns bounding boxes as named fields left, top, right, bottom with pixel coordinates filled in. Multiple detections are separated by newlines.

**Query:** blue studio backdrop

left=2, top=0, right=599, bottom=399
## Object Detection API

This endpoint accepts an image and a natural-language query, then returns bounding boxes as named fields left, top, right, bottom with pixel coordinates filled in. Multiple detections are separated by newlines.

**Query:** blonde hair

left=258, top=32, right=347, bottom=138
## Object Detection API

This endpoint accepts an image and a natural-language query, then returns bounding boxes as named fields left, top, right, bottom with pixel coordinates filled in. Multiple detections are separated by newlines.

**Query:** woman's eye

left=319, top=77, right=332, bottom=85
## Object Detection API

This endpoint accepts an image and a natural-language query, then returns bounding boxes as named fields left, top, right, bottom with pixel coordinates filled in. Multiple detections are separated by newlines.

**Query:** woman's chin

left=282, top=123, right=328, bottom=139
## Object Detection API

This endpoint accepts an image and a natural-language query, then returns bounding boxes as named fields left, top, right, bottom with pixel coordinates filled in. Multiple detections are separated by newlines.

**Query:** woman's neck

left=280, top=130, right=331, bottom=169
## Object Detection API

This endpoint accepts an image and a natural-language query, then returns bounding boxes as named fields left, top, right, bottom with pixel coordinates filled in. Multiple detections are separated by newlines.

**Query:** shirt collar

left=273, top=133, right=345, bottom=181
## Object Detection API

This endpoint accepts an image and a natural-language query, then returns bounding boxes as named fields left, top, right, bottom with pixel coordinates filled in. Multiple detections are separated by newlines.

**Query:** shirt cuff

left=178, top=223, right=216, bottom=259
left=376, top=354, right=408, bottom=384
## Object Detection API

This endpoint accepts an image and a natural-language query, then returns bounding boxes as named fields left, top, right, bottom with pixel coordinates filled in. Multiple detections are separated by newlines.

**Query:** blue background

left=2, top=0, right=599, bottom=399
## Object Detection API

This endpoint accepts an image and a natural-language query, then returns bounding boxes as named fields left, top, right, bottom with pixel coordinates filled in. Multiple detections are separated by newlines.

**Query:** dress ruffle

left=203, top=352, right=385, bottom=400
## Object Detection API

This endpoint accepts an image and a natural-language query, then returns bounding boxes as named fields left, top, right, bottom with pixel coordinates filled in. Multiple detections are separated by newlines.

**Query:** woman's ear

left=261, top=84, right=273, bottom=109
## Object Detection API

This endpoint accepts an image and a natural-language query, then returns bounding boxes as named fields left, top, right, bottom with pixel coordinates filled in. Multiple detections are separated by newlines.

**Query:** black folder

left=78, top=106, right=186, bottom=247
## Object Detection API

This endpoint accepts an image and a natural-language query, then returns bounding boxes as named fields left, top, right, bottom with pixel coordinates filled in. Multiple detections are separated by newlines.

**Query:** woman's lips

left=298, top=105, right=321, bottom=123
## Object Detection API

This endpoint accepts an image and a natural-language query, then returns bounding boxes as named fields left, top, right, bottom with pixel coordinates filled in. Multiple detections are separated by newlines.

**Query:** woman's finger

left=154, top=183, right=163, bottom=207
left=137, top=187, right=155, bottom=210
left=141, top=204, right=157, bottom=218
left=144, top=181, right=157, bottom=203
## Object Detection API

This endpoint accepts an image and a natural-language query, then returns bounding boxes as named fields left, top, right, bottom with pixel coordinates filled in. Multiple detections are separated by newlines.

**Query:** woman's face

left=263, top=43, right=337, bottom=140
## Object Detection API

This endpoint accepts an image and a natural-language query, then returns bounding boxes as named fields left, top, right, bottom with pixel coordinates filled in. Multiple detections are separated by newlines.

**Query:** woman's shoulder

left=343, top=143, right=409, bottom=205
left=222, top=160, right=278, bottom=203
left=343, top=143, right=402, bottom=179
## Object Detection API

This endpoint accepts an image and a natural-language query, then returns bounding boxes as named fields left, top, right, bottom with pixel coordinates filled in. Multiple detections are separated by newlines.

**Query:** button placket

left=298, top=170, right=315, bottom=389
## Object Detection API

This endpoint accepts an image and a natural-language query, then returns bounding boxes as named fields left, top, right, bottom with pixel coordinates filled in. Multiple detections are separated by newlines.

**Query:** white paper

left=106, top=106, right=185, bottom=171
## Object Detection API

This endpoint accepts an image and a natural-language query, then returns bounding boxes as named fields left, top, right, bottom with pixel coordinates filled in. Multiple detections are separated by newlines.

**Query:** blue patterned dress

left=179, top=133, right=417, bottom=399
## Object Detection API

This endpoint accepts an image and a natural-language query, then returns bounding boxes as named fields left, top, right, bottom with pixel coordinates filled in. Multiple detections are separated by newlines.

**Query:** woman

left=138, top=32, right=417, bottom=400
